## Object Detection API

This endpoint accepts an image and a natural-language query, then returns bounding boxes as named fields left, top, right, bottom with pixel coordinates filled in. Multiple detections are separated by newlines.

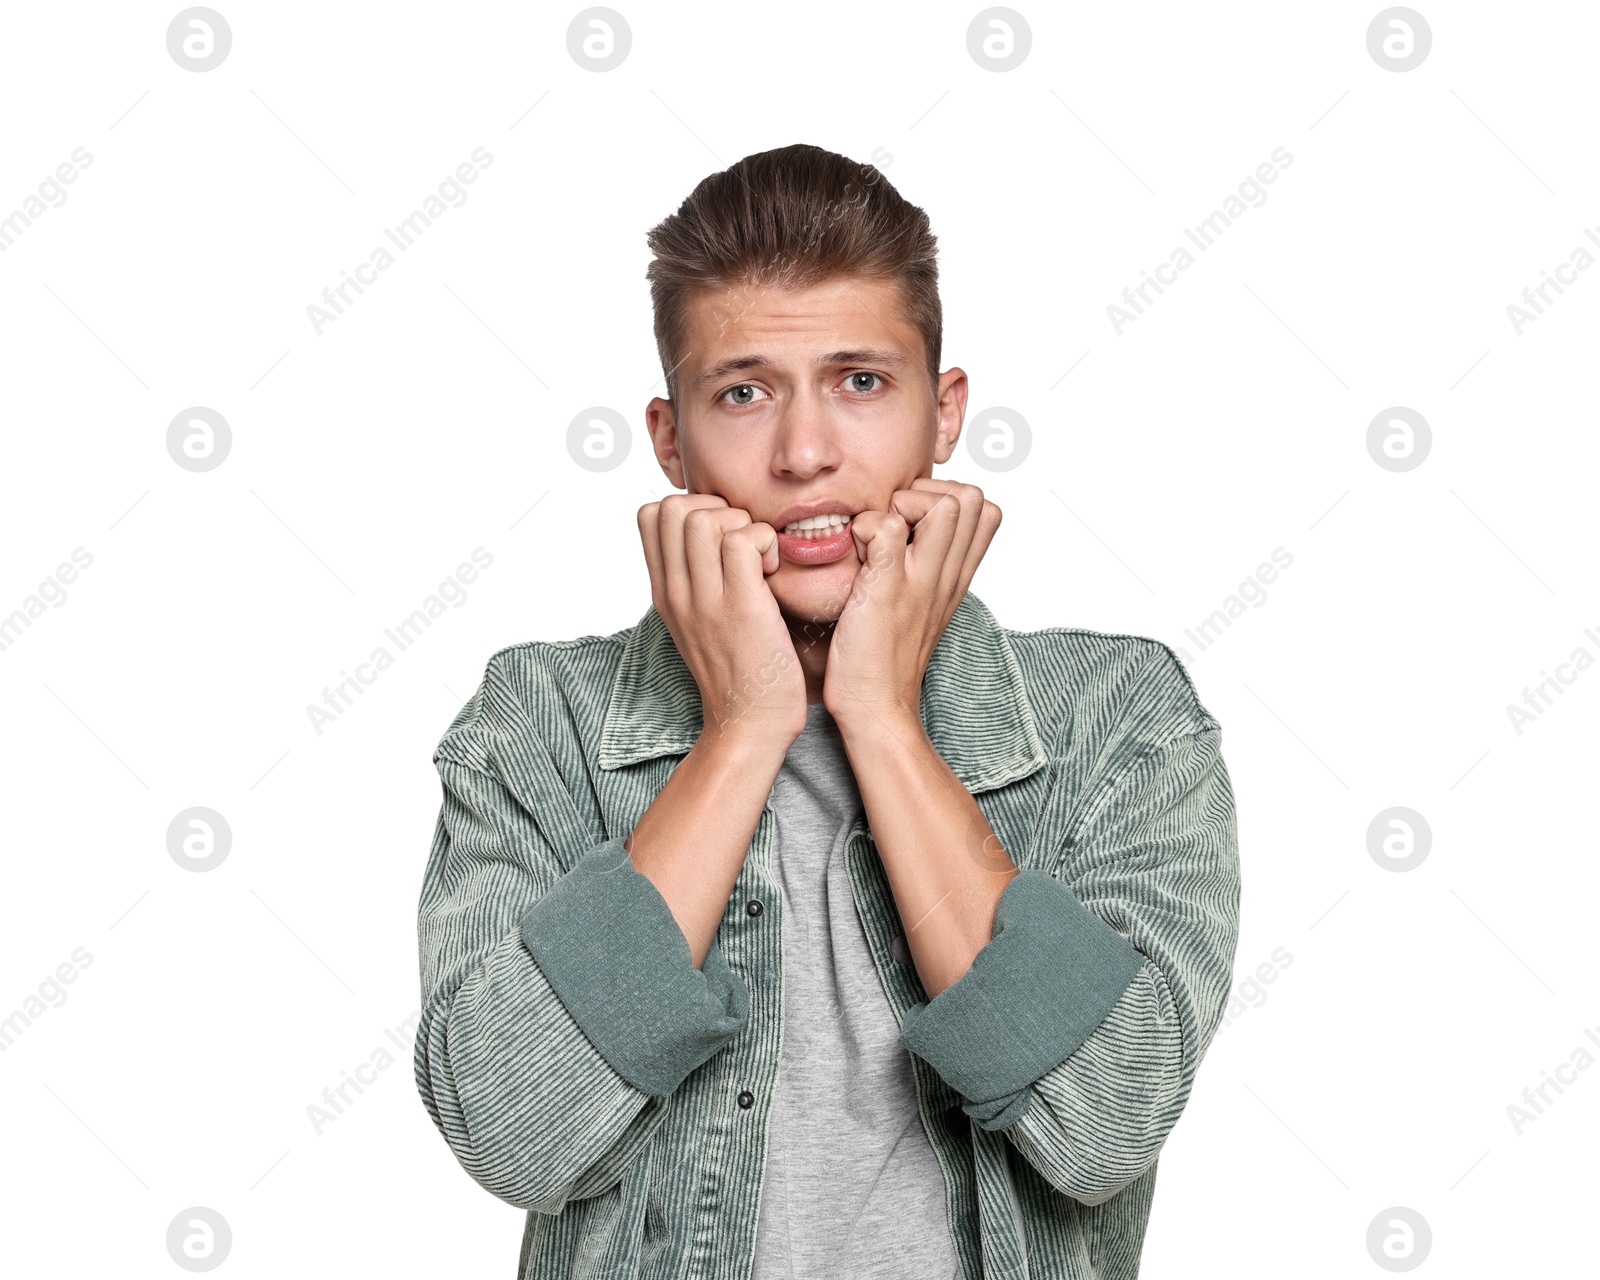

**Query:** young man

left=414, top=144, right=1240, bottom=1279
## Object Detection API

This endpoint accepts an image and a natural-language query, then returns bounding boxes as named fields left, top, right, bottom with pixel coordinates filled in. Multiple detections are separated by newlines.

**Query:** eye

left=719, top=383, right=770, bottom=407
left=843, top=371, right=885, bottom=394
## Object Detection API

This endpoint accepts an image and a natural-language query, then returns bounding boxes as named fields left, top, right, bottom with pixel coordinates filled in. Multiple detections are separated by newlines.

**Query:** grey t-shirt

left=749, top=700, right=963, bottom=1279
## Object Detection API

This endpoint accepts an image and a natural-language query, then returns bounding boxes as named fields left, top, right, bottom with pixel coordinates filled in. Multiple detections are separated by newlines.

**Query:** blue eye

left=718, top=374, right=883, bottom=405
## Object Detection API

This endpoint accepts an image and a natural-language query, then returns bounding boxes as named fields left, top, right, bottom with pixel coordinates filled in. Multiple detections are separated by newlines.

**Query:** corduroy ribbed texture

left=413, top=591, right=1241, bottom=1279
left=896, top=866, right=1147, bottom=1128
left=520, top=834, right=750, bottom=1098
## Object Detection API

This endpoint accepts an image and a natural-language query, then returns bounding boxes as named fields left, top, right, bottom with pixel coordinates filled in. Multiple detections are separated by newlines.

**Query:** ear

left=931, top=367, right=968, bottom=465
left=645, top=397, right=687, bottom=489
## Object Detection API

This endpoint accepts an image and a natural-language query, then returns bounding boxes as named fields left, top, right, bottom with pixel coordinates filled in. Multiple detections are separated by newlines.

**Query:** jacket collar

left=597, top=591, right=1047, bottom=794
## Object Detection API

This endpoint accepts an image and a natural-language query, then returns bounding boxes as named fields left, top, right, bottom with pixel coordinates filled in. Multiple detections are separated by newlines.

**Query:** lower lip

left=777, top=521, right=856, bottom=565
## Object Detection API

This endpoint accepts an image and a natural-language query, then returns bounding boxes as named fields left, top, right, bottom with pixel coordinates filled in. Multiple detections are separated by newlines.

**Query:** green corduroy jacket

left=414, top=590, right=1241, bottom=1279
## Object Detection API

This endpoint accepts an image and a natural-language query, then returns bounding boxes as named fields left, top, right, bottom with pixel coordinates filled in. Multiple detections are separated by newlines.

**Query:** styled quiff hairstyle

left=645, top=143, right=942, bottom=411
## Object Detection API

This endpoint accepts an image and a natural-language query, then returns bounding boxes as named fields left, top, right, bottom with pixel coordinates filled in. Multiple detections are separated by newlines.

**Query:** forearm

left=626, top=726, right=789, bottom=969
left=836, top=710, right=1019, bottom=999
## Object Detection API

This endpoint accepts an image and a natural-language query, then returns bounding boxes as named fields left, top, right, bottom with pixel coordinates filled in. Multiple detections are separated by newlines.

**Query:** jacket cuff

left=521, top=835, right=749, bottom=1097
left=897, top=868, right=1143, bottom=1125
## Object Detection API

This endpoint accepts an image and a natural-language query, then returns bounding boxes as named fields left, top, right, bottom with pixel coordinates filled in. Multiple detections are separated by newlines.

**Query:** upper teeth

left=783, top=513, right=851, bottom=535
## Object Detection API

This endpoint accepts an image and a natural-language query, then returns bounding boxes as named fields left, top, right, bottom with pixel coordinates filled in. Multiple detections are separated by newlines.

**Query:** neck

left=784, top=612, right=834, bottom=705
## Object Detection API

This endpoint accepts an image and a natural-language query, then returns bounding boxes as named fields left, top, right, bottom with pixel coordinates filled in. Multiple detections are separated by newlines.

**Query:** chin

left=773, top=558, right=858, bottom=630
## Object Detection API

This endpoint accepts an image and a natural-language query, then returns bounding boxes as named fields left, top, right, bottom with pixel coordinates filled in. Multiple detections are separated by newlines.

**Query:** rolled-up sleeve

left=896, top=868, right=1143, bottom=1126
left=521, top=834, right=750, bottom=1098
left=416, top=741, right=749, bottom=1215
left=897, top=725, right=1239, bottom=1206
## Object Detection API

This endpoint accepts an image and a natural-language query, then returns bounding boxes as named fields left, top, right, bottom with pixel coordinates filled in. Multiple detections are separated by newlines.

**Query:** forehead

left=682, top=275, right=922, bottom=379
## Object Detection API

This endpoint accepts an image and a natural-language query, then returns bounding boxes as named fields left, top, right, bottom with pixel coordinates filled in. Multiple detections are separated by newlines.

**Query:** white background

left=1, top=1, right=1594, bottom=1275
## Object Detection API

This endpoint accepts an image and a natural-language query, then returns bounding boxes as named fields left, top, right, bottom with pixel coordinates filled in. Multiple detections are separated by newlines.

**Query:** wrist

left=832, top=701, right=926, bottom=749
left=694, top=718, right=795, bottom=772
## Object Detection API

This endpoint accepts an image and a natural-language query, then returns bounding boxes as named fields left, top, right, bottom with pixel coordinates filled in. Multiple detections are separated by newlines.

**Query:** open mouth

left=776, top=513, right=855, bottom=565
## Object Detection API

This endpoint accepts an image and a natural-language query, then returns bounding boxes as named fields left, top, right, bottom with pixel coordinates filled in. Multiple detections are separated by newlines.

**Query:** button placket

left=731, top=804, right=775, bottom=1122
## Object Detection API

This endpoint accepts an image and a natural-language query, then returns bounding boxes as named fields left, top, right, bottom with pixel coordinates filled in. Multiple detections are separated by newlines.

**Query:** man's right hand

left=637, top=493, right=808, bottom=753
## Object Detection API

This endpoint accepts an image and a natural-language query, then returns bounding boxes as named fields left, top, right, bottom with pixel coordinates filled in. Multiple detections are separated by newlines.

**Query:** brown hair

left=644, top=142, right=942, bottom=411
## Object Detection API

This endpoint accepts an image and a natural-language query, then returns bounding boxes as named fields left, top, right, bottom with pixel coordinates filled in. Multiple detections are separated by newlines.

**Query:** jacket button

left=745, top=898, right=764, bottom=917
left=737, top=1090, right=755, bottom=1109
left=943, top=1104, right=969, bottom=1138
left=890, top=933, right=909, bottom=965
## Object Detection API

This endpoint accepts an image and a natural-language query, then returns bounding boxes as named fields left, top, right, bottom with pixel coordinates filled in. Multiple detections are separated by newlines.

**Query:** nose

left=771, top=387, right=842, bottom=479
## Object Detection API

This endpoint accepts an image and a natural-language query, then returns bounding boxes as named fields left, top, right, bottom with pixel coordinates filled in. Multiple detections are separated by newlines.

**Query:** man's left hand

left=822, top=477, right=1002, bottom=733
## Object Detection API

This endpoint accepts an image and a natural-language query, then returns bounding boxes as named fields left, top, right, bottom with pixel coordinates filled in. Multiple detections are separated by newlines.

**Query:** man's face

left=645, top=275, right=967, bottom=632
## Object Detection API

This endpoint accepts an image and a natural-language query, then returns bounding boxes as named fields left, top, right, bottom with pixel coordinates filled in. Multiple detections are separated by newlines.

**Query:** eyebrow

left=695, top=347, right=909, bottom=386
